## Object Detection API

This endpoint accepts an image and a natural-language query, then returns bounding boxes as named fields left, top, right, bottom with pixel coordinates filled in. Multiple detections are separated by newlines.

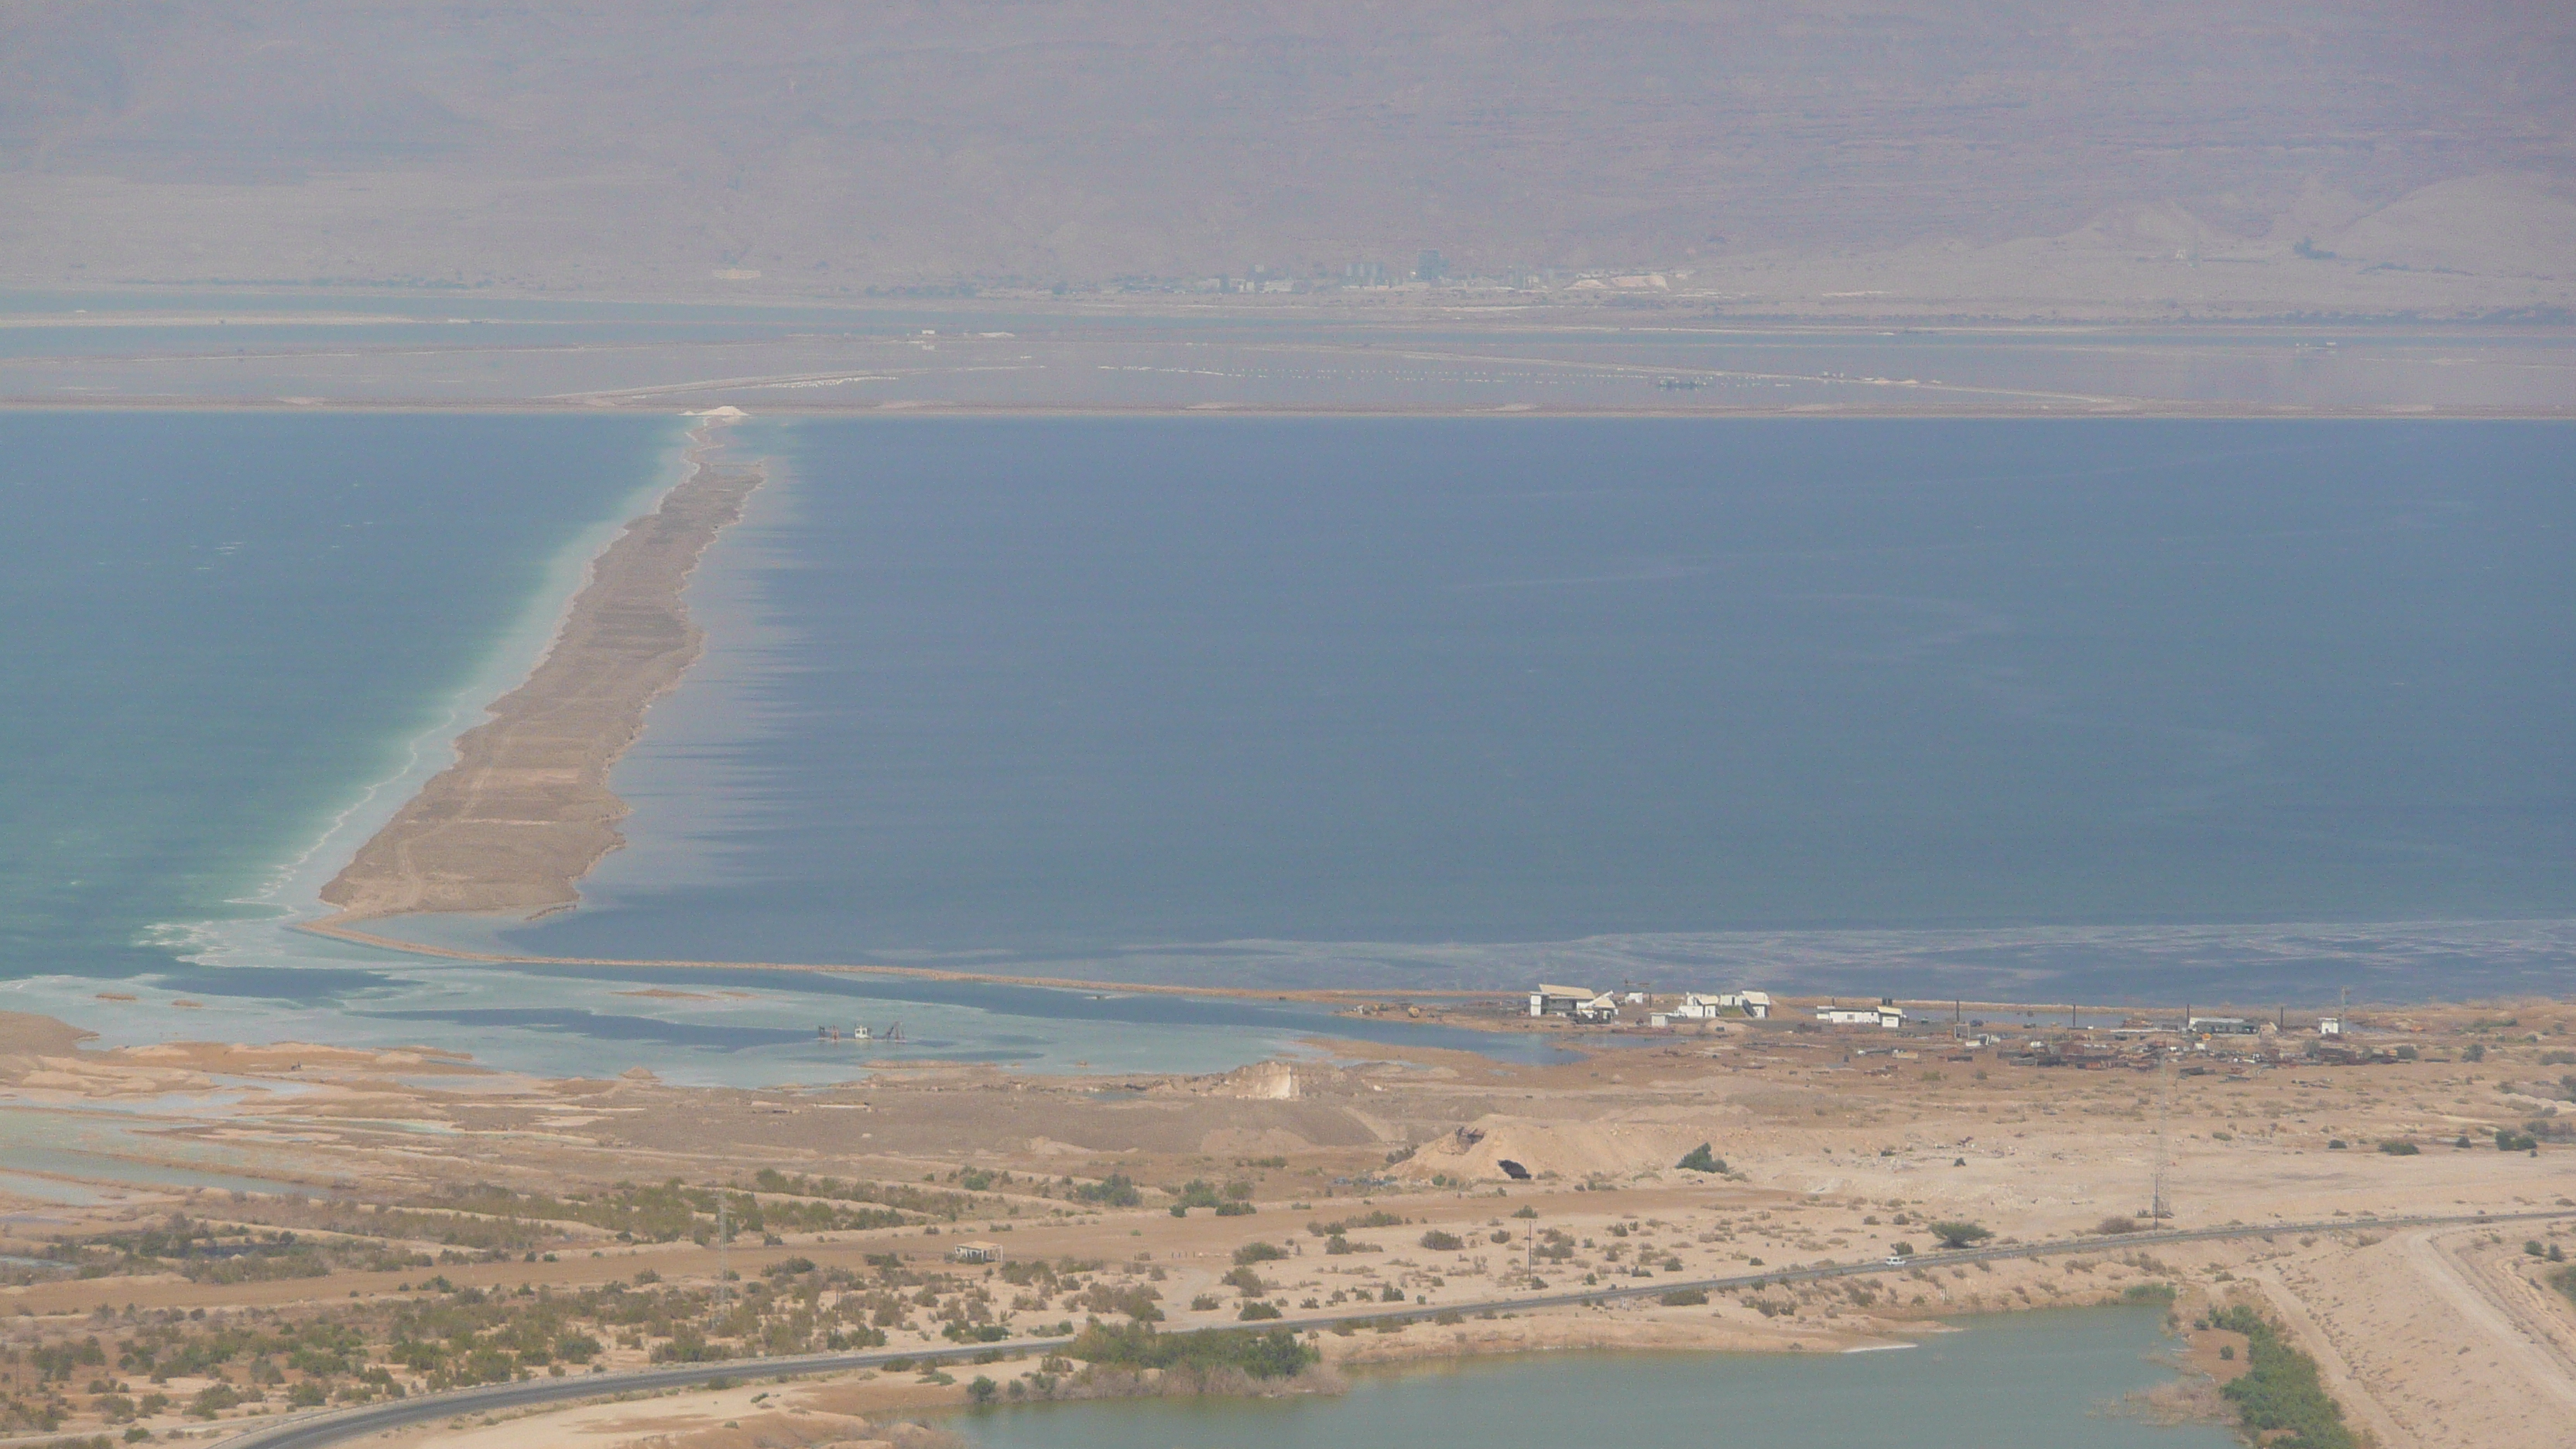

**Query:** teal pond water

left=944, top=1307, right=2232, bottom=1449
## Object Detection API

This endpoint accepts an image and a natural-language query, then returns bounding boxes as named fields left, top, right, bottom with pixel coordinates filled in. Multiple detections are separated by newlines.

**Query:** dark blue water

left=495, top=418, right=2574, bottom=1000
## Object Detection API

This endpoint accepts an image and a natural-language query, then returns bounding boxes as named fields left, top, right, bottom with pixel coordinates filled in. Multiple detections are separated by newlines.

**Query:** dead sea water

left=0, top=411, right=678, bottom=982
left=7, top=413, right=2571, bottom=1082
left=0, top=410, right=1564, bottom=1081
left=492, top=416, right=2575, bottom=1003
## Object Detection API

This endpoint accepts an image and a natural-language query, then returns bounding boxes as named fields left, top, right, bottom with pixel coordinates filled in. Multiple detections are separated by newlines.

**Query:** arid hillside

left=1, top=2, right=2572, bottom=314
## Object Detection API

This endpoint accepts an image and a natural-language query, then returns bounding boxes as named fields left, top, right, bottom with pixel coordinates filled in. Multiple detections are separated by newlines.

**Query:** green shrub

left=1658, top=1287, right=1708, bottom=1307
left=1065, top=1322, right=1316, bottom=1379
left=2207, top=1307, right=2355, bottom=1449
left=1676, top=1144, right=1725, bottom=1173
left=1071, top=1174, right=1142, bottom=1208
left=1237, top=1301, right=1283, bottom=1321
left=1420, top=1231, right=1464, bottom=1252
left=1929, top=1221, right=1992, bottom=1249
left=1231, top=1242, right=1287, bottom=1266
left=2376, top=1140, right=2419, bottom=1156
left=1307, top=1211, right=1404, bottom=1236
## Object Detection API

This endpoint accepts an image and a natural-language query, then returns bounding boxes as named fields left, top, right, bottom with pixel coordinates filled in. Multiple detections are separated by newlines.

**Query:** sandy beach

left=314, top=420, right=764, bottom=922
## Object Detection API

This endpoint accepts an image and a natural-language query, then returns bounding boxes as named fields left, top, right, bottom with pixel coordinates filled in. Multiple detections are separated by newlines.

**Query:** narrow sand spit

left=316, top=421, right=762, bottom=921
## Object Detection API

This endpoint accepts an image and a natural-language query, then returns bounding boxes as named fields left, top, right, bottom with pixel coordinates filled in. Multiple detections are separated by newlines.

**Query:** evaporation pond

left=947, top=1307, right=2231, bottom=1449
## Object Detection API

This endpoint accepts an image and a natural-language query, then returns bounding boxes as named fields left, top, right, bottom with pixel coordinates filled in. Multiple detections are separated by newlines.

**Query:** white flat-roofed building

left=1817, top=999, right=1904, bottom=1029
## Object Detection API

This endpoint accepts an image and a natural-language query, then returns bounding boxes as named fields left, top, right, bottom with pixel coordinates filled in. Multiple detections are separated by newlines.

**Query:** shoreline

left=7, top=397, right=2576, bottom=420
left=296, top=915, right=2576, bottom=1019
left=313, top=418, right=765, bottom=922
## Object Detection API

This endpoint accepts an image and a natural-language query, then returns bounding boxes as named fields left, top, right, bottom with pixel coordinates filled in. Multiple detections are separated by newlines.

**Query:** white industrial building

left=1529, top=984, right=1619, bottom=1022
left=1816, top=999, right=1905, bottom=1029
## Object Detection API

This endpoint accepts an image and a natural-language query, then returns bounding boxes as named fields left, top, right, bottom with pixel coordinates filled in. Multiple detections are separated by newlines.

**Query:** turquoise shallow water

left=944, top=1307, right=2232, bottom=1449
left=0, top=410, right=676, bottom=980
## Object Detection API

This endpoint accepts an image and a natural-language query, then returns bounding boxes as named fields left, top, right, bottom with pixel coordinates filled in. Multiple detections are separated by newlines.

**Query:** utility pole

left=716, top=1194, right=730, bottom=1315
left=2151, top=1054, right=2177, bottom=1220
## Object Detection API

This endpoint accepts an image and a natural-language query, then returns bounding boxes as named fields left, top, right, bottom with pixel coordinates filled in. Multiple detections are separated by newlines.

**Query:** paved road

left=211, top=1205, right=2576, bottom=1449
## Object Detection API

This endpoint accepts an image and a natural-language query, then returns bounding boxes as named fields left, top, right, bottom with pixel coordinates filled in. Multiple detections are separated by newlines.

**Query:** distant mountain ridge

left=1, top=1, right=2569, bottom=316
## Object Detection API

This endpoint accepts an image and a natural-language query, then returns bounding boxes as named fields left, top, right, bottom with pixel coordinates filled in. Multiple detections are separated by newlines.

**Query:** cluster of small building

left=1526, top=984, right=1776, bottom=1024
left=1523, top=985, right=2365, bottom=1065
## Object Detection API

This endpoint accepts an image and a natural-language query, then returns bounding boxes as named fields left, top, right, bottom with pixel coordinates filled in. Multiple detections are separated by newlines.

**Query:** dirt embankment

left=316, top=424, right=762, bottom=922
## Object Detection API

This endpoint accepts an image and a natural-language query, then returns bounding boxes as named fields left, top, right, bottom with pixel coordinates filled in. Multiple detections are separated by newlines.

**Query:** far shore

left=5, top=396, right=2573, bottom=420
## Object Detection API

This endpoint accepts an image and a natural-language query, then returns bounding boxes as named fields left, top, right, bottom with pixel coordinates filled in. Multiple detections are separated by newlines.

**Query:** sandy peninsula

left=314, top=420, right=763, bottom=922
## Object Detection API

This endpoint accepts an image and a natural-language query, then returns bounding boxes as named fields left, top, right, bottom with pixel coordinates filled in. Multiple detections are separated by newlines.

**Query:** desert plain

left=4, top=992, right=2574, bottom=1449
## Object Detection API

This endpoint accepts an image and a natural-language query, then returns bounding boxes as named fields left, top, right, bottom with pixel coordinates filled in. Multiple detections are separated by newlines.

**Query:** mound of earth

left=1395, top=1114, right=1734, bottom=1184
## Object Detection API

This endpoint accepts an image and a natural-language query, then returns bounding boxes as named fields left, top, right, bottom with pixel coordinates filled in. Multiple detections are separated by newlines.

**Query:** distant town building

left=1816, top=999, right=1904, bottom=1029
left=1416, top=249, right=1447, bottom=281
left=1673, top=990, right=1773, bottom=1020
left=2317, top=1016, right=2345, bottom=1036
left=1530, top=984, right=1619, bottom=1021
left=2189, top=1016, right=2259, bottom=1036
left=1530, top=984, right=1591, bottom=1017
left=949, top=1241, right=1004, bottom=1264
